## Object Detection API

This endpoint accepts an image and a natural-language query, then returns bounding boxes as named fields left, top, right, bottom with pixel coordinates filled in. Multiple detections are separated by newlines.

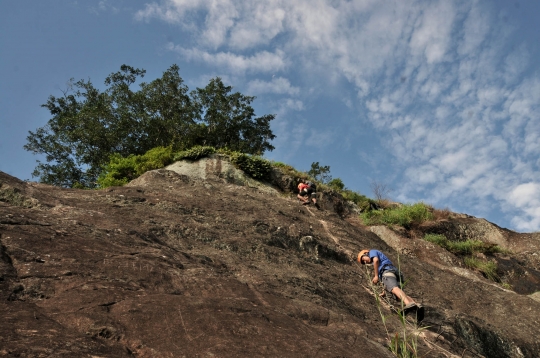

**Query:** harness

left=379, top=264, right=397, bottom=277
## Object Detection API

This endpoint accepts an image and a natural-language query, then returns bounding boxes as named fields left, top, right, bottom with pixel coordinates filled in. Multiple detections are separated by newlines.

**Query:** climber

left=297, top=179, right=319, bottom=208
left=358, top=249, right=422, bottom=315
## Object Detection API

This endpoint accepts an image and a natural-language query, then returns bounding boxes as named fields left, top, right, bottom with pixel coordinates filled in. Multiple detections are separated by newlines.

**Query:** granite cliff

left=1, top=156, right=540, bottom=357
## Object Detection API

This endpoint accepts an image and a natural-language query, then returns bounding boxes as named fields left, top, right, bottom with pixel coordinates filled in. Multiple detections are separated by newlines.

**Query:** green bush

left=271, top=161, right=291, bottom=168
left=424, top=234, right=504, bottom=255
left=328, top=178, right=345, bottom=191
left=228, top=152, right=273, bottom=180
left=72, top=182, right=87, bottom=189
left=361, top=202, right=433, bottom=228
left=97, top=154, right=139, bottom=187
left=137, top=146, right=174, bottom=173
left=341, top=190, right=373, bottom=209
left=173, top=145, right=216, bottom=161
left=271, top=161, right=307, bottom=179
left=423, top=234, right=448, bottom=247
left=98, top=146, right=174, bottom=188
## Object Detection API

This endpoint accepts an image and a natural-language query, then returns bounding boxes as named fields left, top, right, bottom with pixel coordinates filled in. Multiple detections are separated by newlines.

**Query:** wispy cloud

left=136, top=0, right=540, bottom=231
left=247, top=77, right=299, bottom=96
left=88, top=0, right=119, bottom=14
left=166, top=43, right=286, bottom=74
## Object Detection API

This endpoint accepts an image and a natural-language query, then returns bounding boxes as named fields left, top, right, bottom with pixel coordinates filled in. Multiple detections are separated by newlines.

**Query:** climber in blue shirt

left=358, top=249, right=419, bottom=311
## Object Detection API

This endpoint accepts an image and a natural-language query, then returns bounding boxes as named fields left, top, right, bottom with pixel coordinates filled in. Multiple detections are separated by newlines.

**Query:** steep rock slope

left=1, top=162, right=539, bottom=357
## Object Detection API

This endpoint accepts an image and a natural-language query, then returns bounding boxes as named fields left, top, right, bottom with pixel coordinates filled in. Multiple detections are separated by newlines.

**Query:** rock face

left=1, top=161, right=540, bottom=357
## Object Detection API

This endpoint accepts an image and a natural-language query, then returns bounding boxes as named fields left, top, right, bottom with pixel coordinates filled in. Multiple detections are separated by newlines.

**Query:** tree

left=25, top=65, right=275, bottom=187
left=190, top=77, right=275, bottom=155
left=370, top=180, right=392, bottom=203
left=308, top=162, right=332, bottom=184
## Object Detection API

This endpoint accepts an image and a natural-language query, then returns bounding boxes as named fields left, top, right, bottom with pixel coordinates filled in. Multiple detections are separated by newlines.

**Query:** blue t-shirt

left=369, top=249, right=396, bottom=278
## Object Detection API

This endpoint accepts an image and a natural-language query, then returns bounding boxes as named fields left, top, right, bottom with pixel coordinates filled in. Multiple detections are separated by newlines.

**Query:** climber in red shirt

left=297, top=179, right=319, bottom=208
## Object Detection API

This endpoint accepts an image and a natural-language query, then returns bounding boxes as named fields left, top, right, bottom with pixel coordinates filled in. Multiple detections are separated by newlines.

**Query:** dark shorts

left=299, top=188, right=314, bottom=196
left=381, top=270, right=403, bottom=292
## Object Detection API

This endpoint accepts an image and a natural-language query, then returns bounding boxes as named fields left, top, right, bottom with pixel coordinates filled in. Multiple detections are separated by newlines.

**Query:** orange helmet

left=357, top=249, right=370, bottom=264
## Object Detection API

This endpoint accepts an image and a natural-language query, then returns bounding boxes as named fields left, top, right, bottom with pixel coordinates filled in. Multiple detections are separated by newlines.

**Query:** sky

left=1, top=0, right=539, bottom=232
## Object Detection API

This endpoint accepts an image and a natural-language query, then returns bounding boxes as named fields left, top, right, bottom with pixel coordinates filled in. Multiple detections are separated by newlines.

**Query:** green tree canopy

left=191, top=78, right=275, bottom=155
left=24, top=64, right=275, bottom=188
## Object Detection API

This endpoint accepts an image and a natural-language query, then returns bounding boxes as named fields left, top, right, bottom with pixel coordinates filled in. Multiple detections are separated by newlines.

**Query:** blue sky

left=1, top=0, right=539, bottom=232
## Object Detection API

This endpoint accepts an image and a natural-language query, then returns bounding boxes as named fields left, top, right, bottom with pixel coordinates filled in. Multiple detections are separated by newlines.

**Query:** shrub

left=97, top=154, right=139, bottom=187
left=173, top=145, right=216, bottom=161
left=137, top=146, right=174, bottom=173
left=313, top=176, right=373, bottom=209
left=341, top=190, right=373, bottom=210
left=228, top=152, right=273, bottom=180
left=271, top=161, right=291, bottom=169
left=423, top=234, right=448, bottom=247
left=361, top=202, right=433, bottom=228
left=271, top=161, right=307, bottom=179
left=328, top=178, right=345, bottom=191
left=98, top=146, right=174, bottom=188
left=72, top=182, right=87, bottom=189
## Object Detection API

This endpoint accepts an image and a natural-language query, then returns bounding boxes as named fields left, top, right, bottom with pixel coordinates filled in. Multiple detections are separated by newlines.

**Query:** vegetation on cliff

left=24, top=65, right=275, bottom=188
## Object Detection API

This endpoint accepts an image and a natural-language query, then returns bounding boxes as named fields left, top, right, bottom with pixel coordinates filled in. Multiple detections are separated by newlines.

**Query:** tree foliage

left=308, top=161, right=332, bottom=184
left=24, top=64, right=275, bottom=187
left=191, top=78, right=275, bottom=155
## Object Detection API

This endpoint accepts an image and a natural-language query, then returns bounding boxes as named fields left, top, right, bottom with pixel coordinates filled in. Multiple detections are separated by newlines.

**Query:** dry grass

left=432, top=207, right=452, bottom=221
left=377, top=199, right=396, bottom=210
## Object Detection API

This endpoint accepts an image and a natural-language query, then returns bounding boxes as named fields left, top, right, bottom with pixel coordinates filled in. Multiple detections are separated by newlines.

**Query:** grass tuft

left=361, top=202, right=433, bottom=228
left=464, top=256, right=499, bottom=281
left=424, top=234, right=503, bottom=282
left=423, top=234, right=504, bottom=255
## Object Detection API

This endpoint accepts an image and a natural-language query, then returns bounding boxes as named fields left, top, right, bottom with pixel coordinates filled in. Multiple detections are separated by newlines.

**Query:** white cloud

left=458, top=0, right=490, bottom=56
left=508, top=182, right=539, bottom=208
left=88, top=0, right=118, bottom=14
left=503, top=43, right=529, bottom=84
left=226, top=2, right=290, bottom=49
left=135, top=1, right=191, bottom=24
left=305, top=128, right=335, bottom=148
left=507, top=183, right=540, bottom=231
left=409, top=1, right=455, bottom=64
left=247, top=77, right=299, bottom=96
left=167, top=44, right=286, bottom=73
